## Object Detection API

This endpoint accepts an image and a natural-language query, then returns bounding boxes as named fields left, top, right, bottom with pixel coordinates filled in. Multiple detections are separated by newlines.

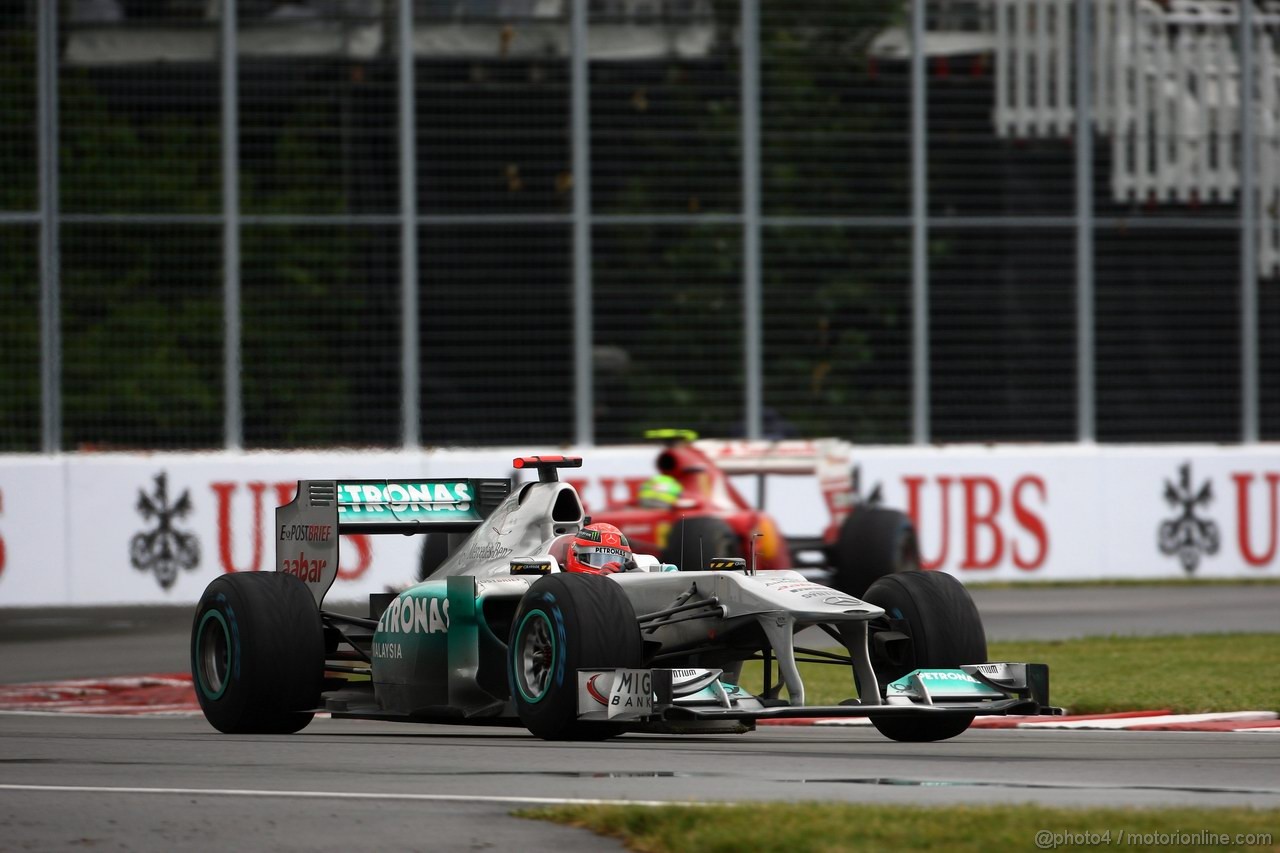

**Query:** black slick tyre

left=190, top=571, right=324, bottom=734
left=417, top=533, right=449, bottom=582
left=861, top=570, right=987, bottom=742
left=508, top=572, right=643, bottom=740
left=831, top=507, right=920, bottom=598
left=660, top=516, right=740, bottom=570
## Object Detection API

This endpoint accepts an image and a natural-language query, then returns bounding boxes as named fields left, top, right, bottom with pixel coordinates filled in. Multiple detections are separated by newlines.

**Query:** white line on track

left=1020, top=711, right=1277, bottom=729
left=0, top=783, right=699, bottom=808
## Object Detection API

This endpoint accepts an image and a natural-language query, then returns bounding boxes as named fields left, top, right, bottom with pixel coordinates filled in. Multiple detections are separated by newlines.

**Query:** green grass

left=518, top=633, right=1280, bottom=850
left=518, top=635, right=1280, bottom=850
left=520, top=804, right=1280, bottom=853
left=738, top=633, right=1280, bottom=714
left=987, top=634, right=1280, bottom=715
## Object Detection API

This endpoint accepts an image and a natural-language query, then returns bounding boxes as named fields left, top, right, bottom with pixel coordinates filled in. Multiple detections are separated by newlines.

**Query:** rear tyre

left=831, top=507, right=920, bottom=598
left=660, top=516, right=740, bottom=570
left=509, top=572, right=643, bottom=740
left=191, top=572, right=324, bottom=734
left=862, top=570, right=987, bottom=743
left=416, top=533, right=449, bottom=582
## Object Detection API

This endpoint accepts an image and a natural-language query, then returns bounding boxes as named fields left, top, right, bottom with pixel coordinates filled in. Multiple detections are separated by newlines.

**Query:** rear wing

left=694, top=438, right=856, bottom=530
left=276, top=477, right=511, bottom=604
left=694, top=438, right=852, bottom=476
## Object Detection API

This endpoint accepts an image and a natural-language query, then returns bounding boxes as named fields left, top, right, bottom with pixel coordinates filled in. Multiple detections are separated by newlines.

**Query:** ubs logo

left=1158, top=462, right=1220, bottom=574
left=131, top=472, right=201, bottom=590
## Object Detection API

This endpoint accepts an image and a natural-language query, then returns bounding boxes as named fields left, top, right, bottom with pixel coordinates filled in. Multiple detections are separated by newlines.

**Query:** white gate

left=992, top=0, right=1280, bottom=275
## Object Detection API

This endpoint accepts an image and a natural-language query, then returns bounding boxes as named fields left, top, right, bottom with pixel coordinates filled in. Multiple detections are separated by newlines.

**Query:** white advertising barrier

left=0, top=444, right=1276, bottom=606
left=0, top=457, right=68, bottom=605
left=60, top=452, right=428, bottom=607
left=0, top=447, right=655, bottom=607
left=754, top=445, right=1280, bottom=583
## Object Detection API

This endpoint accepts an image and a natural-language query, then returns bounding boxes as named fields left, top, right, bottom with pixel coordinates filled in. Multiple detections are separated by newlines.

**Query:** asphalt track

left=1, top=584, right=1278, bottom=850
left=4, top=583, right=1277, bottom=683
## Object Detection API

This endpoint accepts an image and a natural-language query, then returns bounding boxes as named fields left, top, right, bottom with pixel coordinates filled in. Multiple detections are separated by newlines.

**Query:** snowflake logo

left=130, top=472, right=201, bottom=590
left=1157, top=462, right=1220, bottom=574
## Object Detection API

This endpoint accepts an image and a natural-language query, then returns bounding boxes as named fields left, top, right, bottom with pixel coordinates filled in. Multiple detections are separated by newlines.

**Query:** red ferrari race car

left=585, top=430, right=921, bottom=597
left=416, top=431, right=921, bottom=597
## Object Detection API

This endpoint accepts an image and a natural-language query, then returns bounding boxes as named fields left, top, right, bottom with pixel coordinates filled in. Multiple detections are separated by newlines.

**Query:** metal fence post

left=1076, top=0, right=1095, bottom=442
left=38, top=1, right=61, bottom=453
left=571, top=0, right=594, bottom=447
left=1240, top=0, right=1259, bottom=443
left=221, top=0, right=242, bottom=450
left=911, top=0, right=929, bottom=444
left=399, top=0, right=421, bottom=449
left=741, top=0, right=762, bottom=441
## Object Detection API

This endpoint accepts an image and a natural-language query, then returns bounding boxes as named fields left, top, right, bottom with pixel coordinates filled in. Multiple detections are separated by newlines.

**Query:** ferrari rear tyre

left=661, top=516, right=740, bottom=571
left=831, top=507, right=920, bottom=598
left=417, top=533, right=449, bottom=582
left=191, top=571, right=324, bottom=734
left=509, top=572, right=643, bottom=740
left=862, top=570, right=987, bottom=743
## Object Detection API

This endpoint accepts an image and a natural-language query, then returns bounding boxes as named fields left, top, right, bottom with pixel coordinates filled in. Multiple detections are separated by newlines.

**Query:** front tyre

left=862, top=570, right=987, bottom=743
left=191, top=572, right=324, bottom=734
left=870, top=710, right=975, bottom=743
left=509, top=572, right=643, bottom=740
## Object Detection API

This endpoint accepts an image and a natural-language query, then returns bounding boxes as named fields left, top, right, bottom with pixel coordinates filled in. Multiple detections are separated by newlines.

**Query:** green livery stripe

left=513, top=610, right=554, bottom=704
left=194, top=609, right=230, bottom=701
left=335, top=480, right=483, bottom=525
left=886, top=669, right=1006, bottom=697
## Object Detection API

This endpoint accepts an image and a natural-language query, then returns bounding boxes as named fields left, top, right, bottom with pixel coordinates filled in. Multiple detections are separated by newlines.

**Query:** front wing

left=576, top=662, right=1062, bottom=729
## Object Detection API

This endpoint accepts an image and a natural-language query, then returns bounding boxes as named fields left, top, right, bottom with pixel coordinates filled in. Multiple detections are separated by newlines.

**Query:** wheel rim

left=514, top=610, right=555, bottom=704
left=195, top=609, right=231, bottom=700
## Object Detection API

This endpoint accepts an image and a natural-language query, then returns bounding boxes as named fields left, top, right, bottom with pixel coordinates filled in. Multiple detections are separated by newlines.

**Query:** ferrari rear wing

left=276, top=477, right=511, bottom=604
left=695, top=438, right=857, bottom=530
left=693, top=438, right=853, bottom=477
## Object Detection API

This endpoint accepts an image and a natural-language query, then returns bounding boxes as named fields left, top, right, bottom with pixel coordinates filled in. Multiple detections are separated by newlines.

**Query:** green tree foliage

left=0, top=30, right=43, bottom=451
left=595, top=1, right=910, bottom=441
left=238, top=95, right=379, bottom=449
left=2, top=4, right=915, bottom=450
left=0, top=34, right=381, bottom=450
left=757, top=3, right=912, bottom=441
left=56, top=59, right=222, bottom=449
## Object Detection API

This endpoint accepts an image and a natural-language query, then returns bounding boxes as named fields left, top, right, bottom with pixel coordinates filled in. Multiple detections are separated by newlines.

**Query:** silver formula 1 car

left=190, top=456, right=1061, bottom=742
